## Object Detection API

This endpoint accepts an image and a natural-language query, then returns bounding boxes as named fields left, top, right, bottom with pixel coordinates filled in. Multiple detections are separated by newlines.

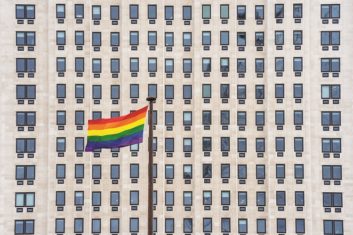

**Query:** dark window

left=110, top=6, right=119, bottom=20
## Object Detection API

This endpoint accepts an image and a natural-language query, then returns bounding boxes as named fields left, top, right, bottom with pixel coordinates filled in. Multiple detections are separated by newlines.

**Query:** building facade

left=1, top=0, right=353, bottom=234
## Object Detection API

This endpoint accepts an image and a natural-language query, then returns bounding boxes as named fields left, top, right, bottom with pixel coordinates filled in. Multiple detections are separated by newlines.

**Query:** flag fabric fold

left=85, top=106, right=148, bottom=152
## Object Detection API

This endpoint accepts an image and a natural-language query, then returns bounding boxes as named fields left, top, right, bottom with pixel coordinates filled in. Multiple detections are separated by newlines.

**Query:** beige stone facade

left=1, top=0, right=353, bottom=234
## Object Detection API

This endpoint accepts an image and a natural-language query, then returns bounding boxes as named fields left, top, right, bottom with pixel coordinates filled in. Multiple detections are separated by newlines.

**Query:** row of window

left=15, top=218, right=343, bottom=234
left=16, top=137, right=341, bottom=154
left=16, top=57, right=341, bottom=74
left=17, top=110, right=340, bottom=128
left=17, top=84, right=340, bottom=101
left=16, top=4, right=341, bottom=22
left=16, top=164, right=341, bottom=182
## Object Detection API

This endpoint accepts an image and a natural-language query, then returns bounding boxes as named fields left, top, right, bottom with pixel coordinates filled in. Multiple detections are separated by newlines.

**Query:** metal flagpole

left=146, top=97, right=156, bottom=235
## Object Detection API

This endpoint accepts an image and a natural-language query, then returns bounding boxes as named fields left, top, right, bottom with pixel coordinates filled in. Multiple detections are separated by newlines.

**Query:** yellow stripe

left=88, top=118, right=146, bottom=136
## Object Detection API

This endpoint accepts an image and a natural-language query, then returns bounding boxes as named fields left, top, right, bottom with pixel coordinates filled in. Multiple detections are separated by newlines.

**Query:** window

left=256, top=138, right=265, bottom=152
left=130, top=58, right=139, bottom=72
left=165, top=219, right=174, bottom=233
left=56, top=4, right=65, bottom=19
left=74, top=218, right=84, bottom=233
left=324, top=220, right=343, bottom=235
left=16, top=165, right=35, bottom=180
left=322, top=138, right=341, bottom=153
left=202, top=138, right=212, bottom=152
left=237, top=59, right=246, bottom=73
left=203, top=218, right=212, bottom=232
left=130, top=31, right=139, bottom=45
left=322, top=165, right=342, bottom=180
left=255, top=32, right=264, bottom=46
left=16, top=112, right=35, bottom=126
left=183, top=218, right=193, bottom=233
left=237, top=32, right=246, bottom=46
left=75, top=4, right=84, bottom=19
left=202, top=84, right=211, bottom=98
left=257, top=219, right=266, bottom=233
left=276, top=164, right=285, bottom=179
left=295, top=164, right=304, bottom=179
left=294, top=111, right=303, bottom=125
left=56, top=164, right=65, bottom=179
left=165, top=6, right=173, bottom=20
left=165, top=112, right=174, bottom=126
left=202, top=5, right=211, bottom=19
left=256, top=111, right=265, bottom=126
left=202, top=111, right=212, bottom=125
left=16, top=138, right=35, bottom=153
left=255, top=5, right=264, bottom=20
left=183, top=6, right=192, bottom=20
left=238, top=138, right=247, bottom=152
left=221, top=218, right=231, bottom=233
left=237, top=85, right=246, bottom=99
left=148, top=31, right=157, bottom=46
left=293, top=31, right=303, bottom=45
left=255, top=85, right=264, bottom=99
left=256, top=192, right=266, bottom=206
left=92, top=85, right=101, bottom=99
left=183, top=138, right=192, bottom=152
left=323, top=192, right=342, bottom=207
left=294, top=57, right=303, bottom=72
left=321, top=58, right=340, bottom=72
left=238, top=219, right=248, bottom=233
left=275, top=84, right=284, bottom=98
left=130, top=191, right=139, bottom=205
left=275, top=57, right=284, bottom=72
left=220, top=5, right=229, bottom=19
left=111, top=192, right=120, bottom=206
left=111, top=59, right=120, bottom=73
left=202, top=31, right=211, bottom=45
left=220, top=58, right=229, bottom=72
left=321, top=85, right=340, bottom=99
left=238, top=165, right=247, bottom=179
left=110, top=85, right=120, bottom=100
left=237, top=111, right=246, bottom=126
left=165, top=191, right=174, bottom=206
left=165, top=138, right=174, bottom=152
left=15, top=220, right=34, bottom=234
left=56, top=191, right=65, bottom=206
left=255, top=59, right=264, bottom=73
left=165, top=165, right=174, bottom=179
left=276, top=137, right=285, bottom=152
left=92, top=165, right=101, bottom=179
left=293, top=4, right=303, bottom=18
left=321, top=5, right=340, bottom=19
left=16, top=5, right=35, bottom=19
left=275, top=31, right=284, bottom=45
left=130, top=5, right=139, bottom=19
left=92, top=59, right=101, bottom=73
left=165, top=32, right=174, bottom=46
left=183, top=191, right=192, bottom=206
left=220, top=31, right=229, bottom=45
left=55, top=219, right=65, bottom=233
left=237, top=6, right=246, bottom=20
left=183, top=165, right=192, bottom=179
left=295, top=191, right=305, bottom=206
left=56, top=31, right=65, bottom=45
left=183, top=32, right=192, bottom=46
left=92, top=192, right=101, bottom=206
left=148, top=5, right=157, bottom=19
left=110, top=219, right=119, bottom=233
left=275, top=111, right=285, bottom=126
left=294, top=84, right=303, bottom=98
left=165, top=59, right=174, bottom=73
left=16, top=58, right=36, bottom=73
left=92, top=5, right=101, bottom=20
left=321, top=31, right=340, bottom=46
left=238, top=192, right=247, bottom=206
left=130, top=84, right=139, bottom=98
left=56, top=58, right=66, bottom=73
left=15, top=192, right=35, bottom=207
left=277, top=219, right=286, bottom=233
left=202, top=58, right=211, bottom=72
left=221, top=111, right=230, bottom=125
left=256, top=165, right=265, bottom=179
left=165, top=85, right=174, bottom=99
left=56, top=111, right=66, bottom=125
left=110, top=6, right=119, bottom=20
left=203, top=164, right=212, bottom=178
left=276, top=191, right=286, bottom=206
left=183, top=85, right=192, bottom=100
left=221, top=164, right=230, bottom=178
left=183, top=112, right=192, bottom=126
left=91, top=219, right=101, bottom=233
left=275, top=4, right=284, bottom=18
left=75, top=191, right=84, bottom=205
left=294, top=137, right=304, bottom=152
left=148, top=84, right=157, bottom=99
left=221, top=137, right=230, bottom=152
left=74, top=58, right=84, bottom=73
left=16, top=32, right=35, bottom=46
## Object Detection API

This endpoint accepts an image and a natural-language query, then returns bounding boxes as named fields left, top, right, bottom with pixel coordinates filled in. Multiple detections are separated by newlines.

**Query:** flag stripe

left=85, top=131, right=143, bottom=152
left=89, top=112, right=146, bottom=130
left=88, top=106, right=148, bottom=125
left=88, top=124, right=144, bottom=142
left=88, top=118, right=146, bottom=136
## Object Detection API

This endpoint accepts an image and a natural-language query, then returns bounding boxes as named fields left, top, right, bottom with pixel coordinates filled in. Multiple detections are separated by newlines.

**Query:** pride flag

left=85, top=106, right=148, bottom=152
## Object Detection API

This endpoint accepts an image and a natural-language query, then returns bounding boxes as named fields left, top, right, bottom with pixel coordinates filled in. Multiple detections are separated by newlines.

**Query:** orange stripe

left=89, top=112, right=146, bottom=130
left=88, top=106, right=148, bottom=125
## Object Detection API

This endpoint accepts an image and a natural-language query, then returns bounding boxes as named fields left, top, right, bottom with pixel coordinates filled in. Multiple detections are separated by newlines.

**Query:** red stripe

left=88, top=112, right=146, bottom=130
left=88, top=106, right=148, bottom=125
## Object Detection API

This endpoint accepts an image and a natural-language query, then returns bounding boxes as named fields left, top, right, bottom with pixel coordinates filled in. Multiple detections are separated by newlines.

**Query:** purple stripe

left=85, top=131, right=143, bottom=152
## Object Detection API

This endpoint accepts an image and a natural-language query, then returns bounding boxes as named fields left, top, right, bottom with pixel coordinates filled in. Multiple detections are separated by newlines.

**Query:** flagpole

left=146, top=97, right=156, bottom=235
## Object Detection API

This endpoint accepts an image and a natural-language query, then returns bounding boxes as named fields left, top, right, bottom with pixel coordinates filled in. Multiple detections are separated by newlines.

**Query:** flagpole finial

left=146, top=97, right=156, bottom=102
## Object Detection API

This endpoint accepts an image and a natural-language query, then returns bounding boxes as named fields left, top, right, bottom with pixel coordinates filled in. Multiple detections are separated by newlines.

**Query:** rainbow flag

left=85, top=106, right=148, bottom=152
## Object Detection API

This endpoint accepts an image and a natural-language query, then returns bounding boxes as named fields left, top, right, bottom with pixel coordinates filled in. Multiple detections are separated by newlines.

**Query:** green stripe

left=88, top=124, right=145, bottom=142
